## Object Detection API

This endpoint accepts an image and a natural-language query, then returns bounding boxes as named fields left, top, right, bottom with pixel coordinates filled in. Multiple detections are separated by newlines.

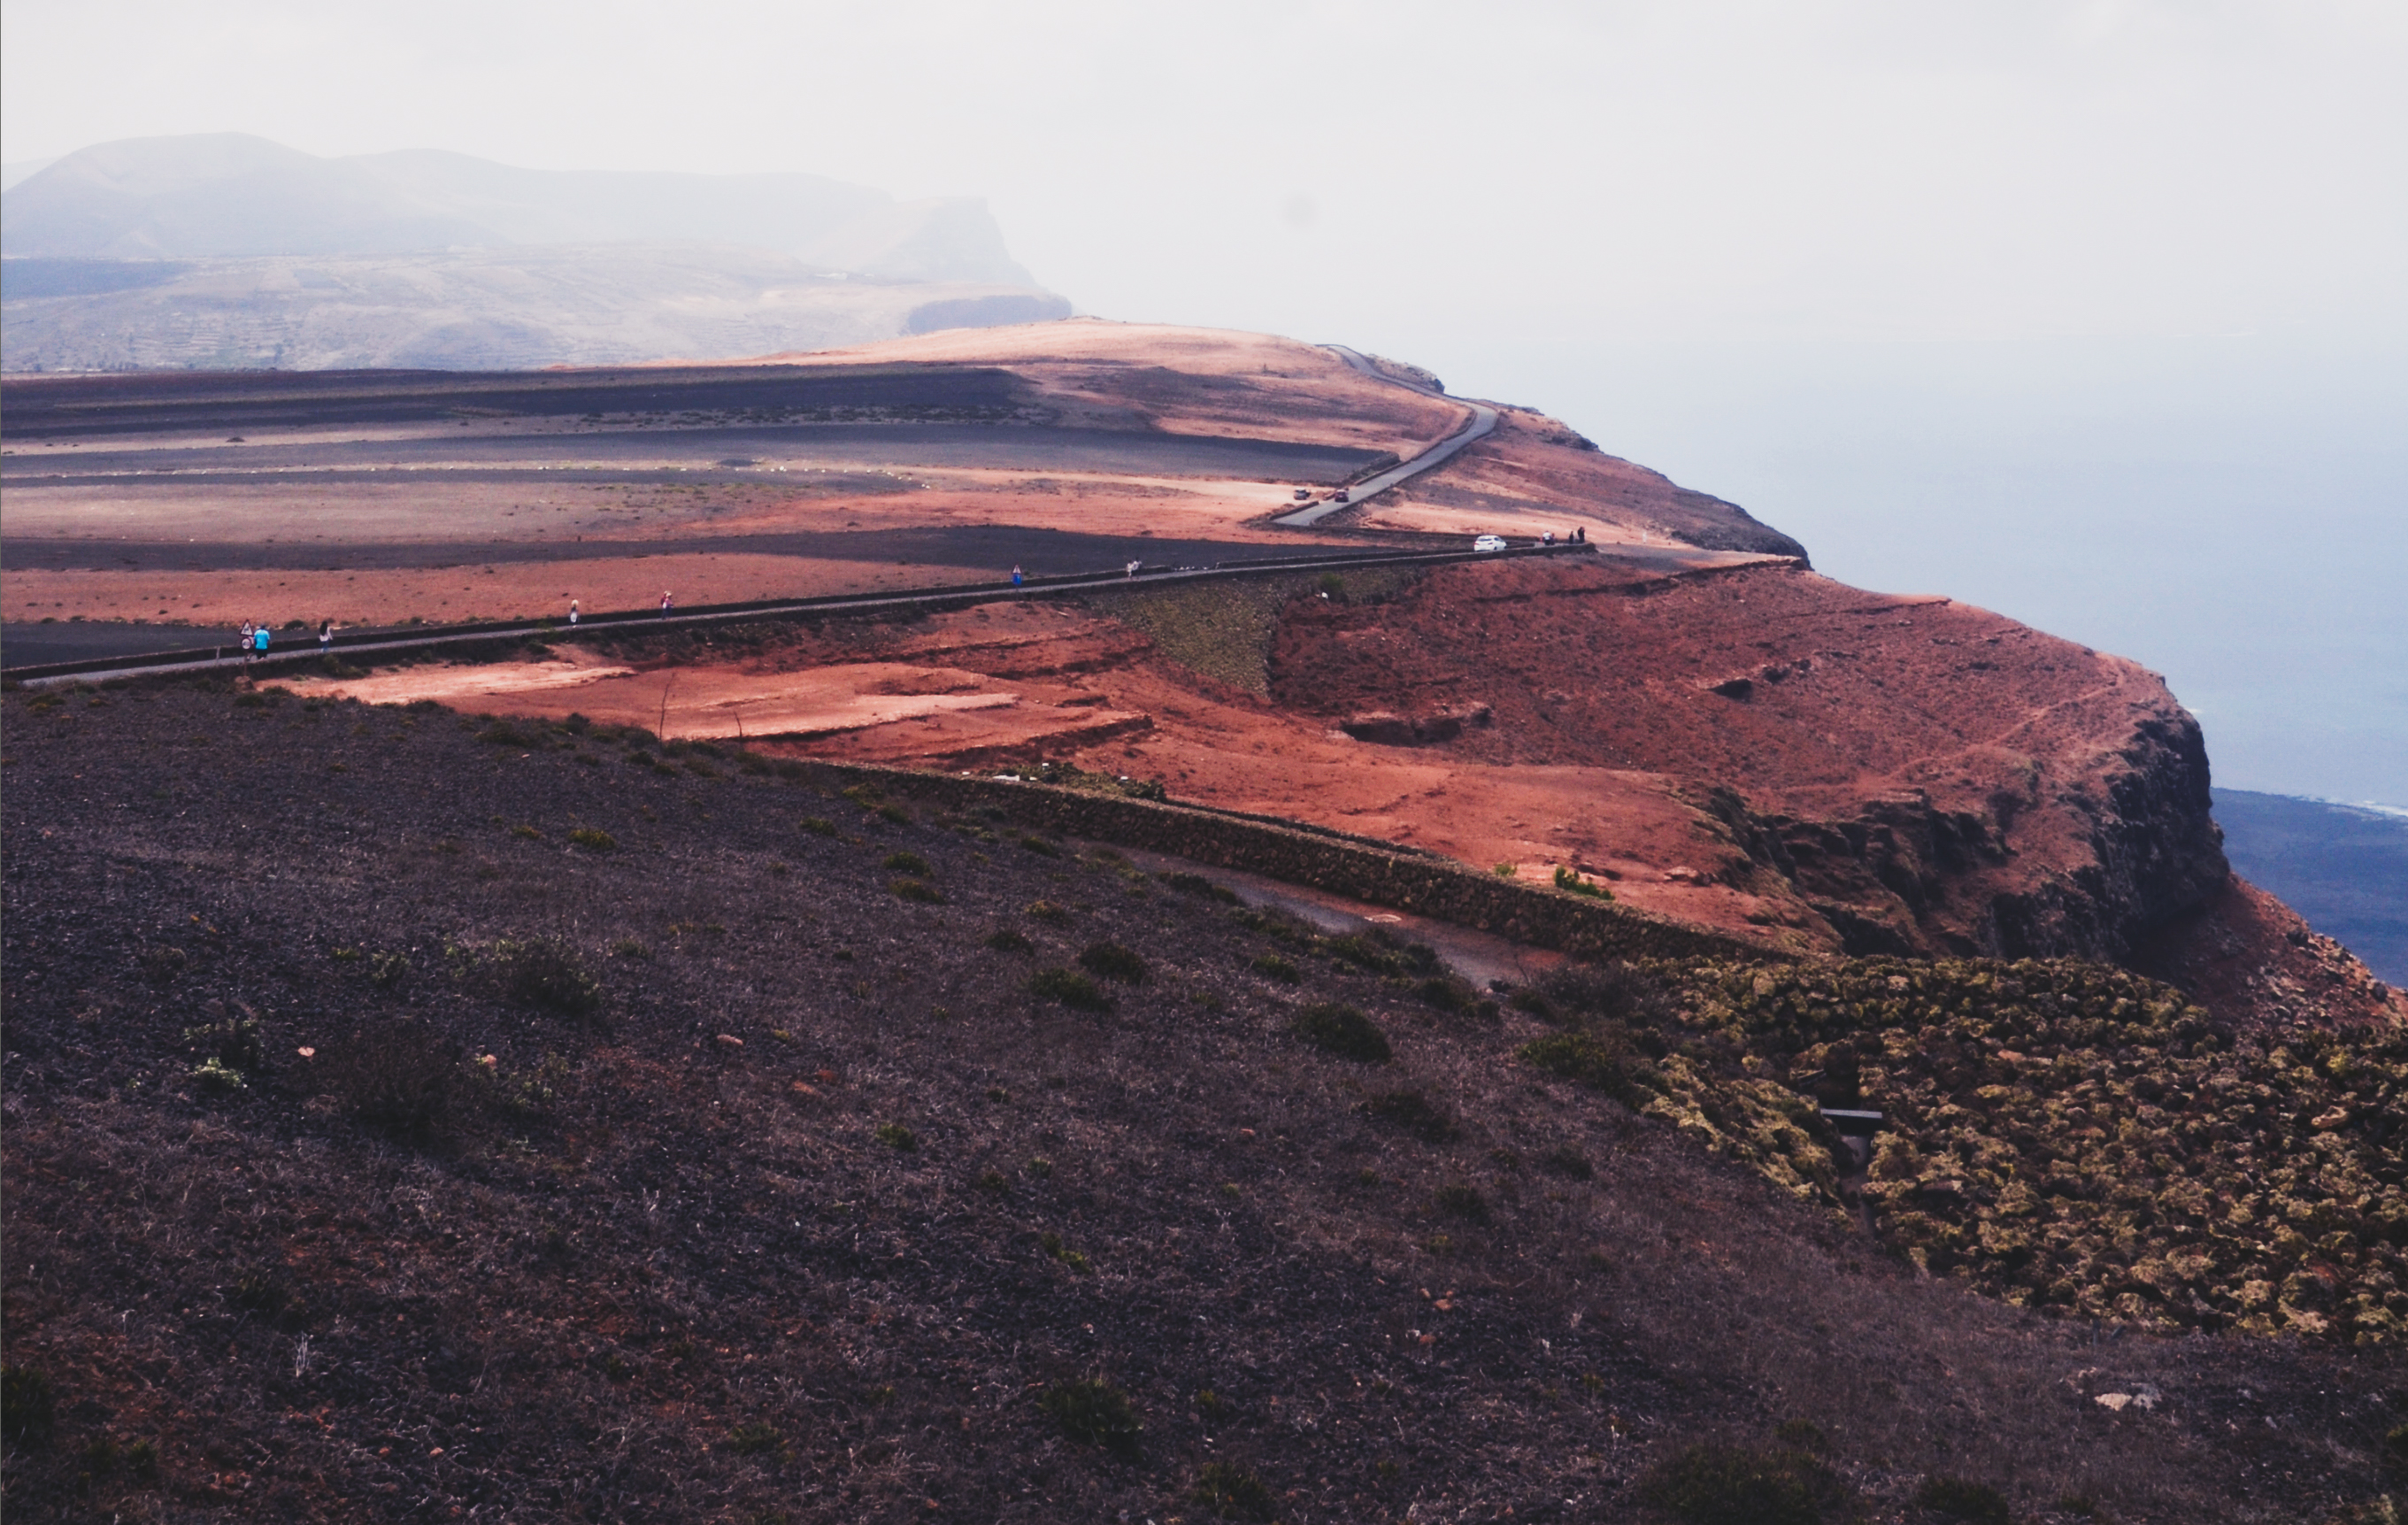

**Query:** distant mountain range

left=2215, top=789, right=2408, bottom=984
left=0, top=135, right=1069, bottom=371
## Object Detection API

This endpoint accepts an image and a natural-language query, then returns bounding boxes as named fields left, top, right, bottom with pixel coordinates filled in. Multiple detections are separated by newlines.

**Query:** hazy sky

left=6, top=0, right=2404, bottom=798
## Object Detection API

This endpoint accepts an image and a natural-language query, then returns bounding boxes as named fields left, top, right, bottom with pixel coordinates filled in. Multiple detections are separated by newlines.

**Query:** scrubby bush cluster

left=1527, top=955, right=2408, bottom=1344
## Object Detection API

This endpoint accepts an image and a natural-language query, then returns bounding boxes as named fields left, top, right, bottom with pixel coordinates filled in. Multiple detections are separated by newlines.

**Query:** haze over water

left=6, top=0, right=2401, bottom=802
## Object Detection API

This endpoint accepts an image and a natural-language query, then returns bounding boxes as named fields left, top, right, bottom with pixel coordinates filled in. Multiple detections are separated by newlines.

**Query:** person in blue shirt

left=255, top=624, right=271, bottom=655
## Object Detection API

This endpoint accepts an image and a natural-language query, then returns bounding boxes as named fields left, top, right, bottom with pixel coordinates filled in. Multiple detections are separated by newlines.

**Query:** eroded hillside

left=4, top=684, right=2400, bottom=1522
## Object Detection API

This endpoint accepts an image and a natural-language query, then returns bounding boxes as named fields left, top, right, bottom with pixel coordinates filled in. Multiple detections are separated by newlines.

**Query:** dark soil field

left=0, top=365, right=1040, bottom=438
left=4, top=682, right=2401, bottom=1522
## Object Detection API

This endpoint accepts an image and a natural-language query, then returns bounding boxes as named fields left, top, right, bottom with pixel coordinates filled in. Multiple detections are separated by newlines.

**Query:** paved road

left=9, top=541, right=1595, bottom=688
left=1272, top=348, right=1500, bottom=528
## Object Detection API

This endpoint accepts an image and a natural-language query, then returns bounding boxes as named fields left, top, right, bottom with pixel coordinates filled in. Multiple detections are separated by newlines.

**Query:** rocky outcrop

left=1264, top=556, right=2329, bottom=1017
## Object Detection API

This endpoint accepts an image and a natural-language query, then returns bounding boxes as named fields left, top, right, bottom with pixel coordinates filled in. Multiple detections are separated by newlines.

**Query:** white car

left=1472, top=534, right=1507, bottom=553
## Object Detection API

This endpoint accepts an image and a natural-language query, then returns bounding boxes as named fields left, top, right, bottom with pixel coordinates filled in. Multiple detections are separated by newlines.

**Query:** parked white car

left=1472, top=534, right=1507, bottom=553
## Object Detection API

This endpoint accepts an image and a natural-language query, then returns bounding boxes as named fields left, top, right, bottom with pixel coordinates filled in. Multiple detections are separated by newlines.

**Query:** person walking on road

left=254, top=622, right=272, bottom=658
left=1011, top=565, right=1023, bottom=590
left=319, top=620, right=333, bottom=656
left=659, top=591, right=673, bottom=618
left=569, top=598, right=580, bottom=627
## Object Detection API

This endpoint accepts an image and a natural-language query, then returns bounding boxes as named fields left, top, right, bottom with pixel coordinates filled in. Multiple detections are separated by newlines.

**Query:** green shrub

left=1417, top=974, right=1483, bottom=1014
left=1079, top=941, right=1147, bottom=983
left=1363, top=1089, right=1455, bottom=1141
left=875, top=1122, right=918, bottom=1152
left=1038, top=1231, right=1093, bottom=1274
left=883, top=851, right=932, bottom=875
left=1040, top=1378, right=1141, bottom=1455
left=509, top=823, right=545, bottom=842
left=370, top=951, right=410, bottom=990
left=1316, top=930, right=1442, bottom=977
left=1193, top=1459, right=1278, bottom=1521
left=1026, top=898, right=1069, bottom=924
left=185, top=1015, right=264, bottom=1073
left=1912, top=1476, right=2012, bottom=1525
left=800, top=816, right=837, bottom=836
left=1519, top=1029, right=1655, bottom=1107
left=890, top=878, right=946, bottom=904
left=489, top=937, right=602, bottom=1016
left=1160, top=871, right=1239, bottom=903
left=1030, top=967, right=1112, bottom=1012
left=840, top=783, right=883, bottom=810
left=1640, top=1443, right=1850, bottom=1525
left=1291, top=1003, right=1392, bottom=1063
left=1251, top=954, right=1302, bottom=984
left=1552, top=863, right=1611, bottom=899
left=610, top=938, right=651, bottom=960
left=725, top=1421, right=783, bottom=1456
left=1494, top=861, right=1518, bottom=878
left=1, top=1366, right=55, bottom=1445
left=190, top=1057, right=246, bottom=1095
left=983, top=928, right=1035, bottom=953
left=567, top=828, right=617, bottom=851
left=1019, top=835, right=1065, bottom=858
left=230, top=1269, right=288, bottom=1314
left=876, top=804, right=911, bottom=825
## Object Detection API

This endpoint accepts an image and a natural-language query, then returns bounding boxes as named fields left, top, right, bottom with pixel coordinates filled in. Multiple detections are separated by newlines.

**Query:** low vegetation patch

left=1250, top=953, right=1301, bottom=983
left=1363, top=1088, right=1456, bottom=1142
left=1038, top=1377, right=1141, bottom=1456
left=1640, top=1441, right=1851, bottom=1525
left=485, top=937, right=602, bottom=1018
left=1158, top=871, right=1239, bottom=904
left=1191, top=1460, right=1278, bottom=1521
left=1078, top=941, right=1148, bottom=984
left=1290, top=1002, right=1392, bottom=1063
left=1912, top=1475, right=2013, bottom=1525
left=1029, top=967, right=1112, bottom=1013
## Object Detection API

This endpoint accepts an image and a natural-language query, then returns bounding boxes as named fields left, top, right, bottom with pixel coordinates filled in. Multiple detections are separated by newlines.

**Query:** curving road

left=1272, top=347, right=1499, bottom=528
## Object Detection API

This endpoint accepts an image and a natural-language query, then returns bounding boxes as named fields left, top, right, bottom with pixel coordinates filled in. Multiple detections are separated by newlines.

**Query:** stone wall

left=797, top=759, right=1785, bottom=965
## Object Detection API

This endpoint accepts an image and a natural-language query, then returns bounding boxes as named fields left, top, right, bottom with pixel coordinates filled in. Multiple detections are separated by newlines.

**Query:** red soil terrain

left=17, top=321, right=2390, bottom=1030
left=308, top=554, right=2398, bottom=1031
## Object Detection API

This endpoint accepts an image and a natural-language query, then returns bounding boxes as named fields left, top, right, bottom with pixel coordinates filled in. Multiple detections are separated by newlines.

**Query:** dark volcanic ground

left=2, top=682, right=2396, bottom=1522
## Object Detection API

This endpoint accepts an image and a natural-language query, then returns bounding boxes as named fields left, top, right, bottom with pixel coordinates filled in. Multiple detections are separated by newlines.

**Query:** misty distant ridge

left=1, top=133, right=1033, bottom=281
left=0, top=135, right=1068, bottom=371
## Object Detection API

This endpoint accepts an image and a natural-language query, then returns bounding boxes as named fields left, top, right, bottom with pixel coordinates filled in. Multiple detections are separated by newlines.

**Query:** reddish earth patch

left=325, top=552, right=2404, bottom=1028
